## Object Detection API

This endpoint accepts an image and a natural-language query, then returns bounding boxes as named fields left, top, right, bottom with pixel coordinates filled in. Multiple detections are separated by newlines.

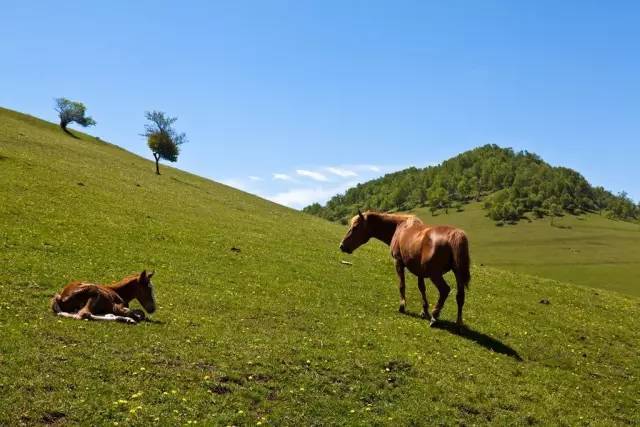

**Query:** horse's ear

left=148, top=270, right=155, bottom=279
left=358, top=209, right=364, bottom=220
left=139, top=270, right=147, bottom=280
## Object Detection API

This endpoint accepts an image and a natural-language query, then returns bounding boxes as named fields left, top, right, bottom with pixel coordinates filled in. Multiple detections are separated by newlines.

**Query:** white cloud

left=273, top=173, right=293, bottom=181
left=268, top=187, right=337, bottom=209
left=326, top=167, right=358, bottom=178
left=222, top=164, right=395, bottom=210
left=267, top=180, right=360, bottom=209
left=296, top=169, right=328, bottom=182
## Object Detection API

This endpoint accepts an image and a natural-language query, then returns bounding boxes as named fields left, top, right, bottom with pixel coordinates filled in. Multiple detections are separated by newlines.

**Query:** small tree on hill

left=142, top=111, right=187, bottom=175
left=54, top=98, right=96, bottom=133
left=548, top=203, right=562, bottom=226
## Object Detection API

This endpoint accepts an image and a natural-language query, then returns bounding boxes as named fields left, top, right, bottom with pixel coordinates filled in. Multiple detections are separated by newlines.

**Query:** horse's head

left=339, top=209, right=371, bottom=254
left=135, top=270, right=157, bottom=314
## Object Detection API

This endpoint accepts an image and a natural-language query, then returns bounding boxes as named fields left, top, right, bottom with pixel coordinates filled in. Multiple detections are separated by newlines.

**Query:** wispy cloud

left=221, top=163, right=393, bottom=210
left=296, top=169, right=328, bottom=182
left=326, top=167, right=358, bottom=178
left=273, top=173, right=293, bottom=181
left=268, top=187, right=336, bottom=209
left=267, top=180, right=359, bottom=209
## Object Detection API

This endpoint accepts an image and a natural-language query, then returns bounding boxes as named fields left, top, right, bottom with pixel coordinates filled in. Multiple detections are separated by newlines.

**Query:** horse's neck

left=109, top=278, right=137, bottom=303
left=368, top=213, right=405, bottom=245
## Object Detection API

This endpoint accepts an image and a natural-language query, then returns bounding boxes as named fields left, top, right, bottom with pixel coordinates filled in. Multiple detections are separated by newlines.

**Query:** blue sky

left=2, top=1, right=639, bottom=208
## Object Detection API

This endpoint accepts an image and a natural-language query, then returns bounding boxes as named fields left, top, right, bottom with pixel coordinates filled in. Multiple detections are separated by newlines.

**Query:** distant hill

left=304, top=144, right=639, bottom=224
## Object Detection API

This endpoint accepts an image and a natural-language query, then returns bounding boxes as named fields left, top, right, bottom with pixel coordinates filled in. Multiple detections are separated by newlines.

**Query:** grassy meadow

left=413, top=203, right=640, bottom=297
left=1, top=107, right=639, bottom=425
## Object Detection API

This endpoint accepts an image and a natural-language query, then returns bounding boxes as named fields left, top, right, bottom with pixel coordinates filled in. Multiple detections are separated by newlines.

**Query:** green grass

left=1, top=107, right=639, bottom=425
left=412, top=203, right=640, bottom=297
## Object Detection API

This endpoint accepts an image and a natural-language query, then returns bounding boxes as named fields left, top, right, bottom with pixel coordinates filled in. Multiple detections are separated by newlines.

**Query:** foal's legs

left=417, top=277, right=435, bottom=325
left=75, top=297, right=97, bottom=320
left=56, top=297, right=97, bottom=320
left=430, top=275, right=451, bottom=320
left=89, top=313, right=137, bottom=324
left=395, top=259, right=406, bottom=313
left=56, top=299, right=136, bottom=324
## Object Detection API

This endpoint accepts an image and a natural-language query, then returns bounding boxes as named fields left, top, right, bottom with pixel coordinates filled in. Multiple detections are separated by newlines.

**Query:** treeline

left=304, top=145, right=639, bottom=224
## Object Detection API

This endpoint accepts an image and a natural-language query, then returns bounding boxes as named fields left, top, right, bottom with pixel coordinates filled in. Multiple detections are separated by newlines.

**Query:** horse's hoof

left=420, top=310, right=431, bottom=319
left=130, top=309, right=146, bottom=322
left=398, top=305, right=406, bottom=314
left=429, top=318, right=437, bottom=327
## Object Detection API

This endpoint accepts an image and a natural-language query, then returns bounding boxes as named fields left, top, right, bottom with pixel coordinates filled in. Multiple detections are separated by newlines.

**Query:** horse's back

left=393, top=219, right=468, bottom=277
left=53, top=282, right=122, bottom=313
left=425, top=225, right=470, bottom=284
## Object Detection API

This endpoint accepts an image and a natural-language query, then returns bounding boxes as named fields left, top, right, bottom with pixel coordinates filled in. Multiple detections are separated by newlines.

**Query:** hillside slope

left=1, top=107, right=639, bottom=425
left=410, top=203, right=640, bottom=297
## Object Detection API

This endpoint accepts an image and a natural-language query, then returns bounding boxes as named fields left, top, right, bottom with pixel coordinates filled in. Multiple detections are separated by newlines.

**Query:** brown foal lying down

left=340, top=210, right=470, bottom=327
left=51, top=270, right=157, bottom=324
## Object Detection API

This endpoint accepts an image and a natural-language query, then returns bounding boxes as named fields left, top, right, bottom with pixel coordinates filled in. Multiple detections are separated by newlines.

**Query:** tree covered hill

left=304, top=144, right=639, bottom=224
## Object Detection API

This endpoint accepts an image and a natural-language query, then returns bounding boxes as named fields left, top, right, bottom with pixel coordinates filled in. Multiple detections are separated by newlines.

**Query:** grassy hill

left=410, top=203, right=640, bottom=297
left=1, top=107, right=639, bottom=425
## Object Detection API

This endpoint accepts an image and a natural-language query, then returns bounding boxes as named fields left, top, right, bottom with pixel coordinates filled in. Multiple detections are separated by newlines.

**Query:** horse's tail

left=451, top=230, right=471, bottom=289
left=51, top=294, right=63, bottom=313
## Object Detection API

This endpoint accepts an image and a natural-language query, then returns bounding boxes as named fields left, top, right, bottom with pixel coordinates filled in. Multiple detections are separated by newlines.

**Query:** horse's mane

left=365, top=211, right=423, bottom=224
left=108, top=274, right=140, bottom=288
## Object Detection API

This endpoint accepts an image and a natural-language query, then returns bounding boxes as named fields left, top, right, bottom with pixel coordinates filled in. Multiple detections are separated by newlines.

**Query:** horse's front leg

left=417, top=277, right=435, bottom=325
left=395, top=259, right=406, bottom=313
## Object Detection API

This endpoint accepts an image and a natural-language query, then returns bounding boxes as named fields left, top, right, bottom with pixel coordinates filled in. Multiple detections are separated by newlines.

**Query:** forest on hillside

left=304, top=145, right=640, bottom=224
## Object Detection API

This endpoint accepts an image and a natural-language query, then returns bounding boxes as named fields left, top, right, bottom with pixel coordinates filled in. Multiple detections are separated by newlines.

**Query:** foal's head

left=339, top=210, right=371, bottom=254
left=134, top=270, right=157, bottom=314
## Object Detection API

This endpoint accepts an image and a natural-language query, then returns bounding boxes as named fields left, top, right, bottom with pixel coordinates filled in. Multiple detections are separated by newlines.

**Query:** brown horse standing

left=51, top=270, right=157, bottom=324
left=340, top=211, right=470, bottom=326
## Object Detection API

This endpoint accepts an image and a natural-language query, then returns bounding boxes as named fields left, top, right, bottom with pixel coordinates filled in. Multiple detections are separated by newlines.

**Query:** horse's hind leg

left=430, top=275, right=451, bottom=321
left=395, top=259, right=407, bottom=313
left=74, top=297, right=97, bottom=320
left=456, top=289, right=465, bottom=327
left=417, top=277, right=435, bottom=325
left=454, top=272, right=466, bottom=327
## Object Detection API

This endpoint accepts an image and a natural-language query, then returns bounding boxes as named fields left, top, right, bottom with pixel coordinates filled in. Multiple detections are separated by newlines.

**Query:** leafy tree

left=304, top=203, right=322, bottom=216
left=428, top=185, right=448, bottom=214
left=54, top=98, right=96, bottom=133
left=456, top=177, right=471, bottom=200
left=142, top=111, right=187, bottom=175
left=548, top=203, right=562, bottom=226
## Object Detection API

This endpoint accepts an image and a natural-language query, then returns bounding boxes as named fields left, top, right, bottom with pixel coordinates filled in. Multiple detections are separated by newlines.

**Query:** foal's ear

left=358, top=209, right=364, bottom=220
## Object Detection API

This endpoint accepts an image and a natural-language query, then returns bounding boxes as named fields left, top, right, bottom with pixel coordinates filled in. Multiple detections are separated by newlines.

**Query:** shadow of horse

left=404, top=312, right=522, bottom=361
